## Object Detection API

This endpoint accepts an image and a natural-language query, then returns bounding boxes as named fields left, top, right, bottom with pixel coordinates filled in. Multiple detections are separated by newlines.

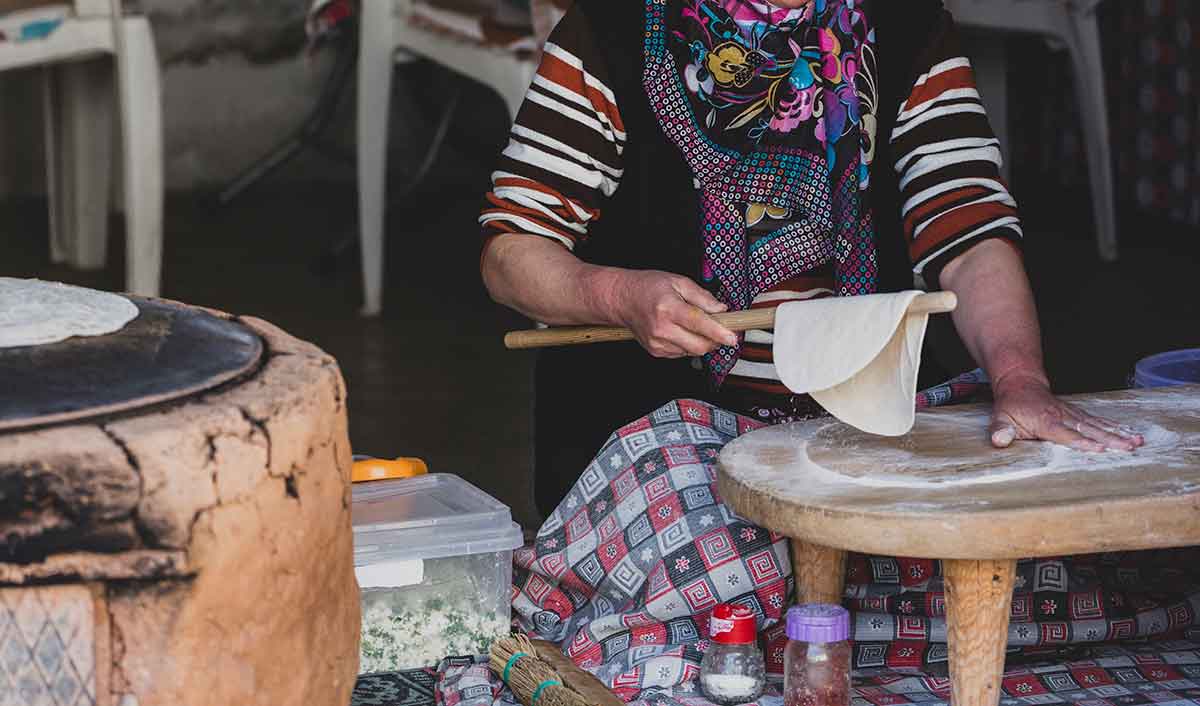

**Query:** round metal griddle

left=0, top=298, right=263, bottom=432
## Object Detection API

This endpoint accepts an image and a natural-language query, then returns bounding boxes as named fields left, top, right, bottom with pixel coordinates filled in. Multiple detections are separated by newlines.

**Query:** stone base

left=0, top=307, right=360, bottom=705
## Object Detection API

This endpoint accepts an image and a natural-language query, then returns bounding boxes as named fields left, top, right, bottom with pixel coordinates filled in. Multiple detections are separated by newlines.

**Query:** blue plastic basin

left=1133, top=348, right=1200, bottom=388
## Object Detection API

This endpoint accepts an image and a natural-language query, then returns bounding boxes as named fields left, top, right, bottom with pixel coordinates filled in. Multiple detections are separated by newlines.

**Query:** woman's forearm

left=482, top=234, right=626, bottom=327
left=482, top=234, right=736, bottom=356
left=938, top=239, right=1050, bottom=392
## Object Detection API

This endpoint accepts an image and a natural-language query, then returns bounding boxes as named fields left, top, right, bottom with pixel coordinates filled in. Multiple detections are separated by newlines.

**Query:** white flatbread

left=0, top=278, right=139, bottom=348
left=772, top=291, right=930, bottom=437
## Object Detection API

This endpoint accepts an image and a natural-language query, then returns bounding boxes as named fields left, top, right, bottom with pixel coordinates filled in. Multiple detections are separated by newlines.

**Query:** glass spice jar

left=784, top=604, right=852, bottom=706
left=700, top=604, right=766, bottom=705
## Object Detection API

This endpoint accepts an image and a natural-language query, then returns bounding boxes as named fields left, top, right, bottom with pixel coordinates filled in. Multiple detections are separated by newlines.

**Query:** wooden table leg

left=790, top=539, right=847, bottom=605
left=943, top=559, right=1017, bottom=706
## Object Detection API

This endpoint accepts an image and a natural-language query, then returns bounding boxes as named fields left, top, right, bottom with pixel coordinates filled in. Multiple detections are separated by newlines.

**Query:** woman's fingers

left=1063, top=417, right=1138, bottom=452
left=1044, top=421, right=1107, bottom=453
left=682, top=306, right=738, bottom=347
left=645, top=305, right=726, bottom=357
left=656, top=292, right=735, bottom=349
left=674, top=277, right=728, bottom=315
left=1076, top=412, right=1146, bottom=446
left=990, top=381, right=1146, bottom=454
left=662, top=324, right=724, bottom=357
left=987, top=416, right=1021, bottom=448
left=644, top=338, right=689, bottom=359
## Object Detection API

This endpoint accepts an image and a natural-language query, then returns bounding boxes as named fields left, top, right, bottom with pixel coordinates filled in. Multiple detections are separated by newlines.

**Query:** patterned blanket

left=356, top=397, right=1200, bottom=706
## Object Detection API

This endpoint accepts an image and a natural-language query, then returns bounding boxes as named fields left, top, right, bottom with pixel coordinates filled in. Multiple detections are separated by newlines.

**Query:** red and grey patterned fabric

left=435, top=657, right=503, bottom=706
left=358, top=639, right=1200, bottom=706
left=851, top=637, right=1200, bottom=706
left=844, top=550, right=1200, bottom=673
left=511, top=399, right=788, bottom=699
left=915, top=368, right=990, bottom=410
left=401, top=399, right=1200, bottom=706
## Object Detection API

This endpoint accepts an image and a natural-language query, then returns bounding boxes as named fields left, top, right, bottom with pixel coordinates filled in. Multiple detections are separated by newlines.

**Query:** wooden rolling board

left=718, top=385, right=1200, bottom=560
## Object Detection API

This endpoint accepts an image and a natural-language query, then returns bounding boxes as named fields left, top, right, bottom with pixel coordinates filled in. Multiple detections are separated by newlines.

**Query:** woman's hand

left=989, top=372, right=1145, bottom=452
left=611, top=270, right=738, bottom=358
left=938, top=240, right=1144, bottom=453
left=481, top=235, right=735, bottom=358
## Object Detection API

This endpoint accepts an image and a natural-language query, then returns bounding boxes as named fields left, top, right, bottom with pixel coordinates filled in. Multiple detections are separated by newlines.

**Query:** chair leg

left=357, top=1, right=396, bottom=317
left=115, top=17, right=164, bottom=296
left=42, top=61, right=115, bottom=270
left=1064, top=11, right=1119, bottom=262
left=42, top=66, right=68, bottom=265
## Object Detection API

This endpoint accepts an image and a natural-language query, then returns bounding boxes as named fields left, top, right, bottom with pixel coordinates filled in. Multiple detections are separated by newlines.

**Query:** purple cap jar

left=786, top=604, right=850, bottom=644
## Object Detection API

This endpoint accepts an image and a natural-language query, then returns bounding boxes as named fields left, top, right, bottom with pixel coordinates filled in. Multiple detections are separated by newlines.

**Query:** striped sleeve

left=890, top=13, right=1022, bottom=283
left=480, top=7, right=625, bottom=253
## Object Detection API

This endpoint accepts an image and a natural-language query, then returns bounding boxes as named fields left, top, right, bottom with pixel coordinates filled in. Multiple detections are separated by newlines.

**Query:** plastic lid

left=710, top=604, right=757, bottom=644
left=352, top=473, right=524, bottom=566
left=786, top=604, right=849, bottom=643
left=1134, top=348, right=1200, bottom=388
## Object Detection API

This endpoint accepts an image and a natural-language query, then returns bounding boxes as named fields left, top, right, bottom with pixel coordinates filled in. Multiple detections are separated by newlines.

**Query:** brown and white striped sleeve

left=480, top=7, right=625, bottom=254
left=890, top=12, right=1022, bottom=284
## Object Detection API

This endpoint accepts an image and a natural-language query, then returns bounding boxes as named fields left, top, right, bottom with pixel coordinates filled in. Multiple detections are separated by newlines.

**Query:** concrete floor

left=1, top=164, right=1198, bottom=531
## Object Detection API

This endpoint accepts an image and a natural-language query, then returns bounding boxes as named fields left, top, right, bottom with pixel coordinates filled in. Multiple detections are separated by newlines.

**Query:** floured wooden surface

left=718, top=386, right=1200, bottom=559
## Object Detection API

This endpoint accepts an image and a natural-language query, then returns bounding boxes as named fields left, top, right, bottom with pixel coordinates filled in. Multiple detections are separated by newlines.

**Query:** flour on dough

left=0, top=278, right=139, bottom=348
left=772, top=291, right=929, bottom=436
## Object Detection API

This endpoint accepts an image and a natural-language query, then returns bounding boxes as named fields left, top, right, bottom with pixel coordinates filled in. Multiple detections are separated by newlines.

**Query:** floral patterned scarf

left=643, top=0, right=879, bottom=383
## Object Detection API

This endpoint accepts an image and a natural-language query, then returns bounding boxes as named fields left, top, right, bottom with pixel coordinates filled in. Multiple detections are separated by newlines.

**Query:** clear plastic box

left=352, top=473, right=524, bottom=674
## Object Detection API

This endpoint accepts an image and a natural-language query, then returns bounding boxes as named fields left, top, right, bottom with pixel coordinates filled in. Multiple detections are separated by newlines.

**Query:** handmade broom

left=489, top=635, right=624, bottom=706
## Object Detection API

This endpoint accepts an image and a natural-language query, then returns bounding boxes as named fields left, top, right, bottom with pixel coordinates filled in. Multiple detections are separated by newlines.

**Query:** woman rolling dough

left=478, top=0, right=1144, bottom=516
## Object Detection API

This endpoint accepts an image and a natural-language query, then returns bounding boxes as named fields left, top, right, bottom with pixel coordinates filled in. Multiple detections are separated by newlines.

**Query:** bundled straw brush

left=489, top=635, right=591, bottom=706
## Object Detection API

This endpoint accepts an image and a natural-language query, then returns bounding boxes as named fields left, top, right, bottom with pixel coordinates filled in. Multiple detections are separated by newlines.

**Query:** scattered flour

left=722, top=391, right=1200, bottom=495
left=802, top=421, right=1185, bottom=490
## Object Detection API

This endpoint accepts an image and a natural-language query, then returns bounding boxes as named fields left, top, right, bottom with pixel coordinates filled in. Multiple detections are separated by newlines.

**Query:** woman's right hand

left=610, top=270, right=738, bottom=359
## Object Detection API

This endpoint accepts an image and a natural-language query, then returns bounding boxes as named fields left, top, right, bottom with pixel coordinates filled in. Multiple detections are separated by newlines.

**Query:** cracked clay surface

left=0, top=305, right=359, bottom=706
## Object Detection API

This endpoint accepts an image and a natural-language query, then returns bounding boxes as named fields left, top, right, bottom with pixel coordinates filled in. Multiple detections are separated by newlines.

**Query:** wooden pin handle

left=504, top=291, right=957, bottom=350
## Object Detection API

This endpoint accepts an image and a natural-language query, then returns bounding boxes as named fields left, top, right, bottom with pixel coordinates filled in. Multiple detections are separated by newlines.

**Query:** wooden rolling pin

left=504, top=291, right=957, bottom=350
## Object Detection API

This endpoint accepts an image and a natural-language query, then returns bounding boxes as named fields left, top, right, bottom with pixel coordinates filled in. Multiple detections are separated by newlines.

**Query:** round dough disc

left=0, top=278, right=140, bottom=348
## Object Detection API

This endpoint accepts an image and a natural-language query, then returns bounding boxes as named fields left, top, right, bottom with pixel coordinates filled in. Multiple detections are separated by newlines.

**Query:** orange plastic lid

left=351, top=457, right=429, bottom=483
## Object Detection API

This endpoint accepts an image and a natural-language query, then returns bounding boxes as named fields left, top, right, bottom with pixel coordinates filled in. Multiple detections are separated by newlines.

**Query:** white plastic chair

left=0, top=0, right=163, bottom=295
left=945, top=0, right=1117, bottom=262
left=357, top=0, right=539, bottom=315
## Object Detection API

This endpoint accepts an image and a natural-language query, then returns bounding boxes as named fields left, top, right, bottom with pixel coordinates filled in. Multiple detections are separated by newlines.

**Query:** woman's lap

left=532, top=346, right=712, bottom=517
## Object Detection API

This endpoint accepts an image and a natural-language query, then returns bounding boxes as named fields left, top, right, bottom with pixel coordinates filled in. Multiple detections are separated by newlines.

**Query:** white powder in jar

left=701, top=674, right=763, bottom=702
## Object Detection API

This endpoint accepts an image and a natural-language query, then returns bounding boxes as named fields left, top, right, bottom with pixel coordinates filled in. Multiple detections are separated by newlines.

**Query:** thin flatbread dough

left=0, top=278, right=139, bottom=348
left=773, top=291, right=929, bottom=436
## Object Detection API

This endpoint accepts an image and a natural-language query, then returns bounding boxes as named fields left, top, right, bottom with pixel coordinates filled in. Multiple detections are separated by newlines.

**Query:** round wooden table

left=718, top=386, right=1200, bottom=706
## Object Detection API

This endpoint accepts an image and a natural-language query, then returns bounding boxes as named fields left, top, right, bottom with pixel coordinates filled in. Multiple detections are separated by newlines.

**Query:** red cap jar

left=701, top=604, right=765, bottom=705
left=709, top=604, right=757, bottom=645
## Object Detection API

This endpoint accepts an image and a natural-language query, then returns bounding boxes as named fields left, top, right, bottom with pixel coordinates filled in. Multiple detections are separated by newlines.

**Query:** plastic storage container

left=1134, top=349, right=1200, bottom=388
left=352, top=473, right=524, bottom=674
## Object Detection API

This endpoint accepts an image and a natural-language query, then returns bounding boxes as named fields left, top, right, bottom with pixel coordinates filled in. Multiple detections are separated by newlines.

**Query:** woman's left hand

left=989, top=373, right=1146, bottom=452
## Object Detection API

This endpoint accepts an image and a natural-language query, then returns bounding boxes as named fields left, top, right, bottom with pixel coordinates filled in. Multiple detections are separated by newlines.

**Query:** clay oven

left=0, top=299, right=360, bottom=705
